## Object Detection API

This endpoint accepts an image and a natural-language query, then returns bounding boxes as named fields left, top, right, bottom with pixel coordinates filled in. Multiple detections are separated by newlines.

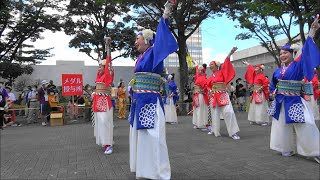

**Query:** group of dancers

left=191, top=15, right=320, bottom=165
left=89, top=0, right=320, bottom=177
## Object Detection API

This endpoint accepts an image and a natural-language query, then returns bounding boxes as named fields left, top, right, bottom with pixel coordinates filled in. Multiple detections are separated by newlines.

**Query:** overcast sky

left=35, top=14, right=301, bottom=66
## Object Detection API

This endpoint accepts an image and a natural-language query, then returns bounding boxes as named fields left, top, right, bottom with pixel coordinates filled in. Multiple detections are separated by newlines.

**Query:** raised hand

left=242, top=61, right=249, bottom=65
left=311, top=14, right=320, bottom=30
left=309, top=14, right=320, bottom=38
left=163, top=0, right=176, bottom=19
left=228, top=47, right=238, bottom=57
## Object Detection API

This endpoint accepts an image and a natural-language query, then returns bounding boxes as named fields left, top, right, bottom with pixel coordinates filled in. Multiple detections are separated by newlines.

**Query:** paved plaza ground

left=1, top=112, right=319, bottom=180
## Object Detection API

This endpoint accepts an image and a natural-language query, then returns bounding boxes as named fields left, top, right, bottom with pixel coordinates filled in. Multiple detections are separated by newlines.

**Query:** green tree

left=226, top=0, right=318, bottom=67
left=0, top=0, right=63, bottom=84
left=64, top=0, right=137, bottom=61
left=131, top=0, right=234, bottom=102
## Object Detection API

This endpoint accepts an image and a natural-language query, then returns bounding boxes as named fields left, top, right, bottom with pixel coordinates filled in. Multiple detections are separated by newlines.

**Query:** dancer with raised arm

left=268, top=15, right=320, bottom=163
left=129, top=0, right=178, bottom=179
left=164, top=72, right=179, bottom=124
left=92, top=37, right=114, bottom=155
left=206, top=47, right=240, bottom=140
left=243, top=62, right=270, bottom=126
left=192, top=60, right=209, bottom=130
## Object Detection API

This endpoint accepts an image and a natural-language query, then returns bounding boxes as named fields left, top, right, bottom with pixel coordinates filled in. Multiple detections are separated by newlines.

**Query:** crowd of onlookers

left=0, top=78, right=131, bottom=129
left=1, top=76, right=259, bottom=129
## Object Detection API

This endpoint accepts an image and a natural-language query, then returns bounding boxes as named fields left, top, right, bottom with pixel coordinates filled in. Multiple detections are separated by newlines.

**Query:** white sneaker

left=42, top=122, right=46, bottom=126
left=261, top=123, right=268, bottom=126
left=231, top=134, right=240, bottom=140
left=104, top=146, right=113, bottom=155
left=201, top=128, right=210, bottom=132
left=249, top=122, right=255, bottom=125
left=281, top=151, right=295, bottom=157
left=208, top=132, right=213, bottom=135
left=193, top=125, right=197, bottom=129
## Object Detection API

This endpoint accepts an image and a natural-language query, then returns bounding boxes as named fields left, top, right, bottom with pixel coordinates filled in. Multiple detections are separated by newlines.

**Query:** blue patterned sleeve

left=269, top=70, right=278, bottom=94
left=298, top=36, right=320, bottom=81
left=152, top=17, right=178, bottom=71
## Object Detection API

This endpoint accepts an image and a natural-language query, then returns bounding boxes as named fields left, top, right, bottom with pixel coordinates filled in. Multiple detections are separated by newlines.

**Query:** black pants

left=0, top=109, right=4, bottom=127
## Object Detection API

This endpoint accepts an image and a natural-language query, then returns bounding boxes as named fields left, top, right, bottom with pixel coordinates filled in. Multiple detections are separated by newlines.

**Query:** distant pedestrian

left=6, top=86, right=16, bottom=122
left=38, top=80, right=51, bottom=126
left=0, top=81, right=9, bottom=129
left=27, top=85, right=38, bottom=124
left=235, top=78, right=246, bottom=112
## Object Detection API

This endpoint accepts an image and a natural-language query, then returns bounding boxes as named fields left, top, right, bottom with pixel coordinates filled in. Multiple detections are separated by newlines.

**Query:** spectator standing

left=235, top=78, right=246, bottom=112
left=6, top=86, right=16, bottom=122
left=0, top=81, right=9, bottom=129
left=27, top=85, right=38, bottom=124
left=127, top=84, right=132, bottom=110
left=38, top=80, right=51, bottom=126
left=47, top=80, right=57, bottom=93
left=22, top=86, right=31, bottom=117
left=48, top=91, right=59, bottom=112
left=77, top=95, right=85, bottom=118
left=229, top=82, right=235, bottom=104
left=84, top=84, right=93, bottom=120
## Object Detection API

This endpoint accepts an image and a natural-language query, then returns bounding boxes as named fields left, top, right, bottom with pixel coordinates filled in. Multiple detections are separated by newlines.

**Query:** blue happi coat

left=129, top=17, right=178, bottom=129
left=269, top=37, right=320, bottom=124
left=164, top=80, right=179, bottom=104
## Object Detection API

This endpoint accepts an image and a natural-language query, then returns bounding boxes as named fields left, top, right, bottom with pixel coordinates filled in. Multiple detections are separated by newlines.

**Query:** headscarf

left=137, top=29, right=156, bottom=46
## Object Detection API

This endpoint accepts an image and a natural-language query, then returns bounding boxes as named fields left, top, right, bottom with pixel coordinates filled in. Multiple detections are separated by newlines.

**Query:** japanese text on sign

left=62, top=74, right=83, bottom=96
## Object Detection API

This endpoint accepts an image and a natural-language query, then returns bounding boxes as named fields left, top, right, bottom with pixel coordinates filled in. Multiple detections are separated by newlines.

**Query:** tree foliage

left=64, top=0, right=137, bottom=61
left=130, top=0, right=235, bottom=102
left=0, top=0, right=63, bottom=83
left=226, top=0, right=319, bottom=67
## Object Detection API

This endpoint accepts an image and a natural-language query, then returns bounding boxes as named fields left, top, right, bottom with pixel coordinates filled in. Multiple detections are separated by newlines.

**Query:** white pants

left=248, top=93, right=270, bottom=123
left=307, top=95, right=320, bottom=120
left=164, top=97, right=178, bottom=123
left=130, top=99, right=171, bottom=180
left=270, top=99, right=320, bottom=156
left=210, top=97, right=240, bottom=137
left=192, top=94, right=208, bottom=128
left=94, top=108, right=113, bottom=146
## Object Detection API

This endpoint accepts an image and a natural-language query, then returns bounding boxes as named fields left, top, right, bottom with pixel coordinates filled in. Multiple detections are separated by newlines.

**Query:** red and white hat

left=255, top=64, right=265, bottom=70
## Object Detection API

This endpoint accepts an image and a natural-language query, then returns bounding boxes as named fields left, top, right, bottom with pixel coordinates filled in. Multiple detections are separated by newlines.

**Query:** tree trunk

left=177, top=35, right=188, bottom=114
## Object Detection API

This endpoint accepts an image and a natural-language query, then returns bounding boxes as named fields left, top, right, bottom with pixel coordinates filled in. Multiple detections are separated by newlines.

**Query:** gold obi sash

left=211, top=82, right=227, bottom=92
left=93, top=82, right=112, bottom=96
left=253, top=84, right=262, bottom=91
left=194, top=85, right=204, bottom=94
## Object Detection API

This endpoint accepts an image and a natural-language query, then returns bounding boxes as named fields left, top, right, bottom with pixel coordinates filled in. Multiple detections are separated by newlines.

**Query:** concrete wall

left=27, top=61, right=180, bottom=89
